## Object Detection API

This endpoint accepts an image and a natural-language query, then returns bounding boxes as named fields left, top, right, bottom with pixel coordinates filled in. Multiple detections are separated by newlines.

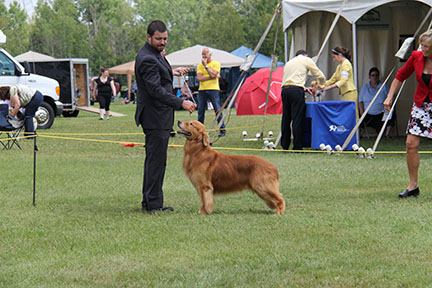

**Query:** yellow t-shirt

left=197, top=60, right=220, bottom=91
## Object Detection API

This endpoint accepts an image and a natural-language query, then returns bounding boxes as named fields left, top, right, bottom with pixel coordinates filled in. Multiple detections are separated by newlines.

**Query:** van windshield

left=0, top=52, right=16, bottom=76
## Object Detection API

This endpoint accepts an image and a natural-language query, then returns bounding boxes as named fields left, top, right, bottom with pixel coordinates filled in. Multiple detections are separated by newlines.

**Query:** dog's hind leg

left=252, top=182, right=285, bottom=215
left=198, top=193, right=206, bottom=215
left=274, top=193, right=285, bottom=215
left=198, top=184, right=215, bottom=214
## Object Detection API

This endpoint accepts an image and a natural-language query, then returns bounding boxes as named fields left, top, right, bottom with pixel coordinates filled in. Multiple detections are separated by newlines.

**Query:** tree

left=0, top=0, right=29, bottom=56
left=2, top=0, right=288, bottom=76
left=30, top=0, right=89, bottom=58
left=133, top=0, right=209, bottom=52
left=77, top=0, right=138, bottom=74
left=196, top=0, right=245, bottom=51
left=234, top=0, right=285, bottom=60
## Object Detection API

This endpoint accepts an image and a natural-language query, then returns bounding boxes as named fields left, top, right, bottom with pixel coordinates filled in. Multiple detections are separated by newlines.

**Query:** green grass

left=1, top=102, right=432, bottom=287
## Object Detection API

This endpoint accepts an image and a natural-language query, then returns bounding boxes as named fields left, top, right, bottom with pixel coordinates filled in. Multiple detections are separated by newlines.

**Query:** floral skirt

left=406, top=102, right=432, bottom=138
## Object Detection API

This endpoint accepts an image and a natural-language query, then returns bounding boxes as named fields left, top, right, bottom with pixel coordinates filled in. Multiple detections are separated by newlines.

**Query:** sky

left=5, top=0, right=36, bottom=16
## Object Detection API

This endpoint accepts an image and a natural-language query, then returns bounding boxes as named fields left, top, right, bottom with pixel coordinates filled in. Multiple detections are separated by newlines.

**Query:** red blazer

left=396, top=50, right=432, bottom=107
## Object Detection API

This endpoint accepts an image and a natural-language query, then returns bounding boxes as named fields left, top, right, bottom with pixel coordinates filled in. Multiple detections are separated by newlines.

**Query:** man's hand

left=182, top=100, right=197, bottom=113
left=173, top=67, right=190, bottom=76
left=201, top=58, right=208, bottom=66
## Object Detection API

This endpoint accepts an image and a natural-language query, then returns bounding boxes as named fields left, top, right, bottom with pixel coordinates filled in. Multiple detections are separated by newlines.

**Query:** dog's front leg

left=198, top=189, right=206, bottom=214
left=198, top=184, right=215, bottom=214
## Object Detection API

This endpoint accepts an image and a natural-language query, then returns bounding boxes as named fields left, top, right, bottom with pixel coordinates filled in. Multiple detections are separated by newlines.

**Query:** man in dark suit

left=135, top=20, right=196, bottom=215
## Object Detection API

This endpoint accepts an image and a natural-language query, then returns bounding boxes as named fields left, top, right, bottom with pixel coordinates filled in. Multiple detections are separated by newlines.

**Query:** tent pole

left=352, top=22, right=358, bottom=89
left=208, top=72, right=248, bottom=143
left=252, top=3, right=282, bottom=54
left=372, top=14, right=432, bottom=152
left=260, top=6, right=282, bottom=138
left=372, top=80, right=406, bottom=152
left=209, top=3, right=282, bottom=143
left=341, top=67, right=395, bottom=150
left=33, top=136, right=38, bottom=206
left=284, top=30, right=289, bottom=63
left=313, top=0, right=346, bottom=62
left=289, top=29, right=295, bottom=60
left=127, top=73, right=132, bottom=103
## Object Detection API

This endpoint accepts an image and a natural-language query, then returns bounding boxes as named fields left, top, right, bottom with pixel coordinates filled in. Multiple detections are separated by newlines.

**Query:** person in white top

left=0, top=84, right=43, bottom=137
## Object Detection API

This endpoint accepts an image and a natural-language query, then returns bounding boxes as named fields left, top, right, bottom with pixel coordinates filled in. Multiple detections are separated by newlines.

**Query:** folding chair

left=0, top=103, right=25, bottom=150
left=360, top=117, right=374, bottom=139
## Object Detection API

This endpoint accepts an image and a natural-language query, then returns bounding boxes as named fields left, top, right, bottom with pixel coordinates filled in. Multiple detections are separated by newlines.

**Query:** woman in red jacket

left=384, top=30, right=432, bottom=198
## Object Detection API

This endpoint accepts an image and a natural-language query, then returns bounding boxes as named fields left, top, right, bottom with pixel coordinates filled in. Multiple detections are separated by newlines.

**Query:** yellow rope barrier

left=34, top=122, right=281, bottom=135
left=4, top=130, right=432, bottom=155
left=37, top=134, right=144, bottom=146
left=0, top=134, right=38, bottom=142
left=37, top=132, right=143, bottom=136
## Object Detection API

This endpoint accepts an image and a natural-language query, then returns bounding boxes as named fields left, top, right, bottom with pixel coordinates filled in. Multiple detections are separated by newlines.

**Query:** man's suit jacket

left=134, top=42, right=183, bottom=129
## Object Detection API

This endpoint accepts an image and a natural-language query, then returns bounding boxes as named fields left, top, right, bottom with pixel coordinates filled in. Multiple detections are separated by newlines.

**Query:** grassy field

left=1, top=102, right=432, bottom=287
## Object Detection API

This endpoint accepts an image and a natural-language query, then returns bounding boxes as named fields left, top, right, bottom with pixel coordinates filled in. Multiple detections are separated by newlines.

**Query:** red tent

left=235, top=67, right=284, bottom=115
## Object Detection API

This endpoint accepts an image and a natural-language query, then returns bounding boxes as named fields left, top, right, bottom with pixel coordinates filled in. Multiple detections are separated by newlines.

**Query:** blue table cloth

left=304, top=101, right=358, bottom=151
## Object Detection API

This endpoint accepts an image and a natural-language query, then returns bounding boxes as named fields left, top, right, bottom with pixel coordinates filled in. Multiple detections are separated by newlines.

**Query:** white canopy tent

left=166, top=45, right=245, bottom=69
left=15, top=51, right=55, bottom=61
left=282, top=0, right=432, bottom=134
left=108, top=45, right=244, bottom=100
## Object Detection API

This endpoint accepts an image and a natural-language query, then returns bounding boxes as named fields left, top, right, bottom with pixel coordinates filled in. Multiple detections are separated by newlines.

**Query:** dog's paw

left=198, top=209, right=207, bottom=214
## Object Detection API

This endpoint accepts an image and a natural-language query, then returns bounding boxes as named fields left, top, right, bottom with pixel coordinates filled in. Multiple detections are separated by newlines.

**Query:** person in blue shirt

left=359, top=67, right=394, bottom=136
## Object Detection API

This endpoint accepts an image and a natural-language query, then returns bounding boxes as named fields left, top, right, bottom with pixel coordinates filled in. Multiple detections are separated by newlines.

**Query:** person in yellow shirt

left=197, top=47, right=226, bottom=136
left=281, top=50, right=326, bottom=150
left=323, top=46, right=359, bottom=119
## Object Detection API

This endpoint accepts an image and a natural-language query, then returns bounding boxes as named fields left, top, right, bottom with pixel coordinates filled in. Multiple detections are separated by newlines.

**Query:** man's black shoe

left=148, top=206, right=174, bottom=215
left=399, top=187, right=420, bottom=198
left=219, top=130, right=226, bottom=137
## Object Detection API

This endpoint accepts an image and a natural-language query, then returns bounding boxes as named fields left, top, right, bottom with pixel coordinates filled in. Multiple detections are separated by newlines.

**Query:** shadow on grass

left=133, top=206, right=277, bottom=216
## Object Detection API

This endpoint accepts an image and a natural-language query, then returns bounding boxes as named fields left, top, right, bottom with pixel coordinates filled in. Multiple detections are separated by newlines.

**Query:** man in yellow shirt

left=197, top=47, right=226, bottom=136
left=281, top=50, right=326, bottom=150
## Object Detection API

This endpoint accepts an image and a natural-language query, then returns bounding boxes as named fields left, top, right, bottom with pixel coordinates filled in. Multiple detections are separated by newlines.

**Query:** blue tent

left=230, top=46, right=284, bottom=68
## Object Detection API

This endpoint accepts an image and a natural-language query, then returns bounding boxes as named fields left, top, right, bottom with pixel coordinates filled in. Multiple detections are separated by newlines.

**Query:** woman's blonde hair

left=419, top=29, right=432, bottom=45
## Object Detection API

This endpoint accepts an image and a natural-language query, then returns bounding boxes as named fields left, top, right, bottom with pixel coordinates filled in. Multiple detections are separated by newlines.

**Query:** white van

left=0, top=48, right=63, bottom=129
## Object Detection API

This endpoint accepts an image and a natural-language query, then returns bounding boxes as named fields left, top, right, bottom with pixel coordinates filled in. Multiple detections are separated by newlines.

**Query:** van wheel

left=35, top=101, right=55, bottom=129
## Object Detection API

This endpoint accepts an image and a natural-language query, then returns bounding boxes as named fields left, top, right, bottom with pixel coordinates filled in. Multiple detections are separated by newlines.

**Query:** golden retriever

left=177, top=120, right=285, bottom=215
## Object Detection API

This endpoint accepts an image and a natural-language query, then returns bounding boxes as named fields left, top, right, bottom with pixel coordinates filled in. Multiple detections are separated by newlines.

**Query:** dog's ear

left=202, top=132, right=209, bottom=147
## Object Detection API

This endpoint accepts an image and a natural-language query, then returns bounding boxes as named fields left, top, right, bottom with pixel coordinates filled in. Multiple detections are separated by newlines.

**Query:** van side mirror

left=15, top=64, right=22, bottom=76
left=22, top=61, right=31, bottom=73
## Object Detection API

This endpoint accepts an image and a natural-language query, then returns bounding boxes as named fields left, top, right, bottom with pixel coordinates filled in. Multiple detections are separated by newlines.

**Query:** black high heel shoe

left=398, top=187, right=420, bottom=198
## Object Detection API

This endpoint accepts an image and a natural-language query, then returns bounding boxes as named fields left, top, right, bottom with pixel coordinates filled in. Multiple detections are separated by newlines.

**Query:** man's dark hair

left=0, top=86, right=10, bottom=100
left=147, top=20, right=167, bottom=36
left=369, top=67, right=379, bottom=76
left=295, top=50, right=308, bottom=56
left=332, top=46, right=352, bottom=62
